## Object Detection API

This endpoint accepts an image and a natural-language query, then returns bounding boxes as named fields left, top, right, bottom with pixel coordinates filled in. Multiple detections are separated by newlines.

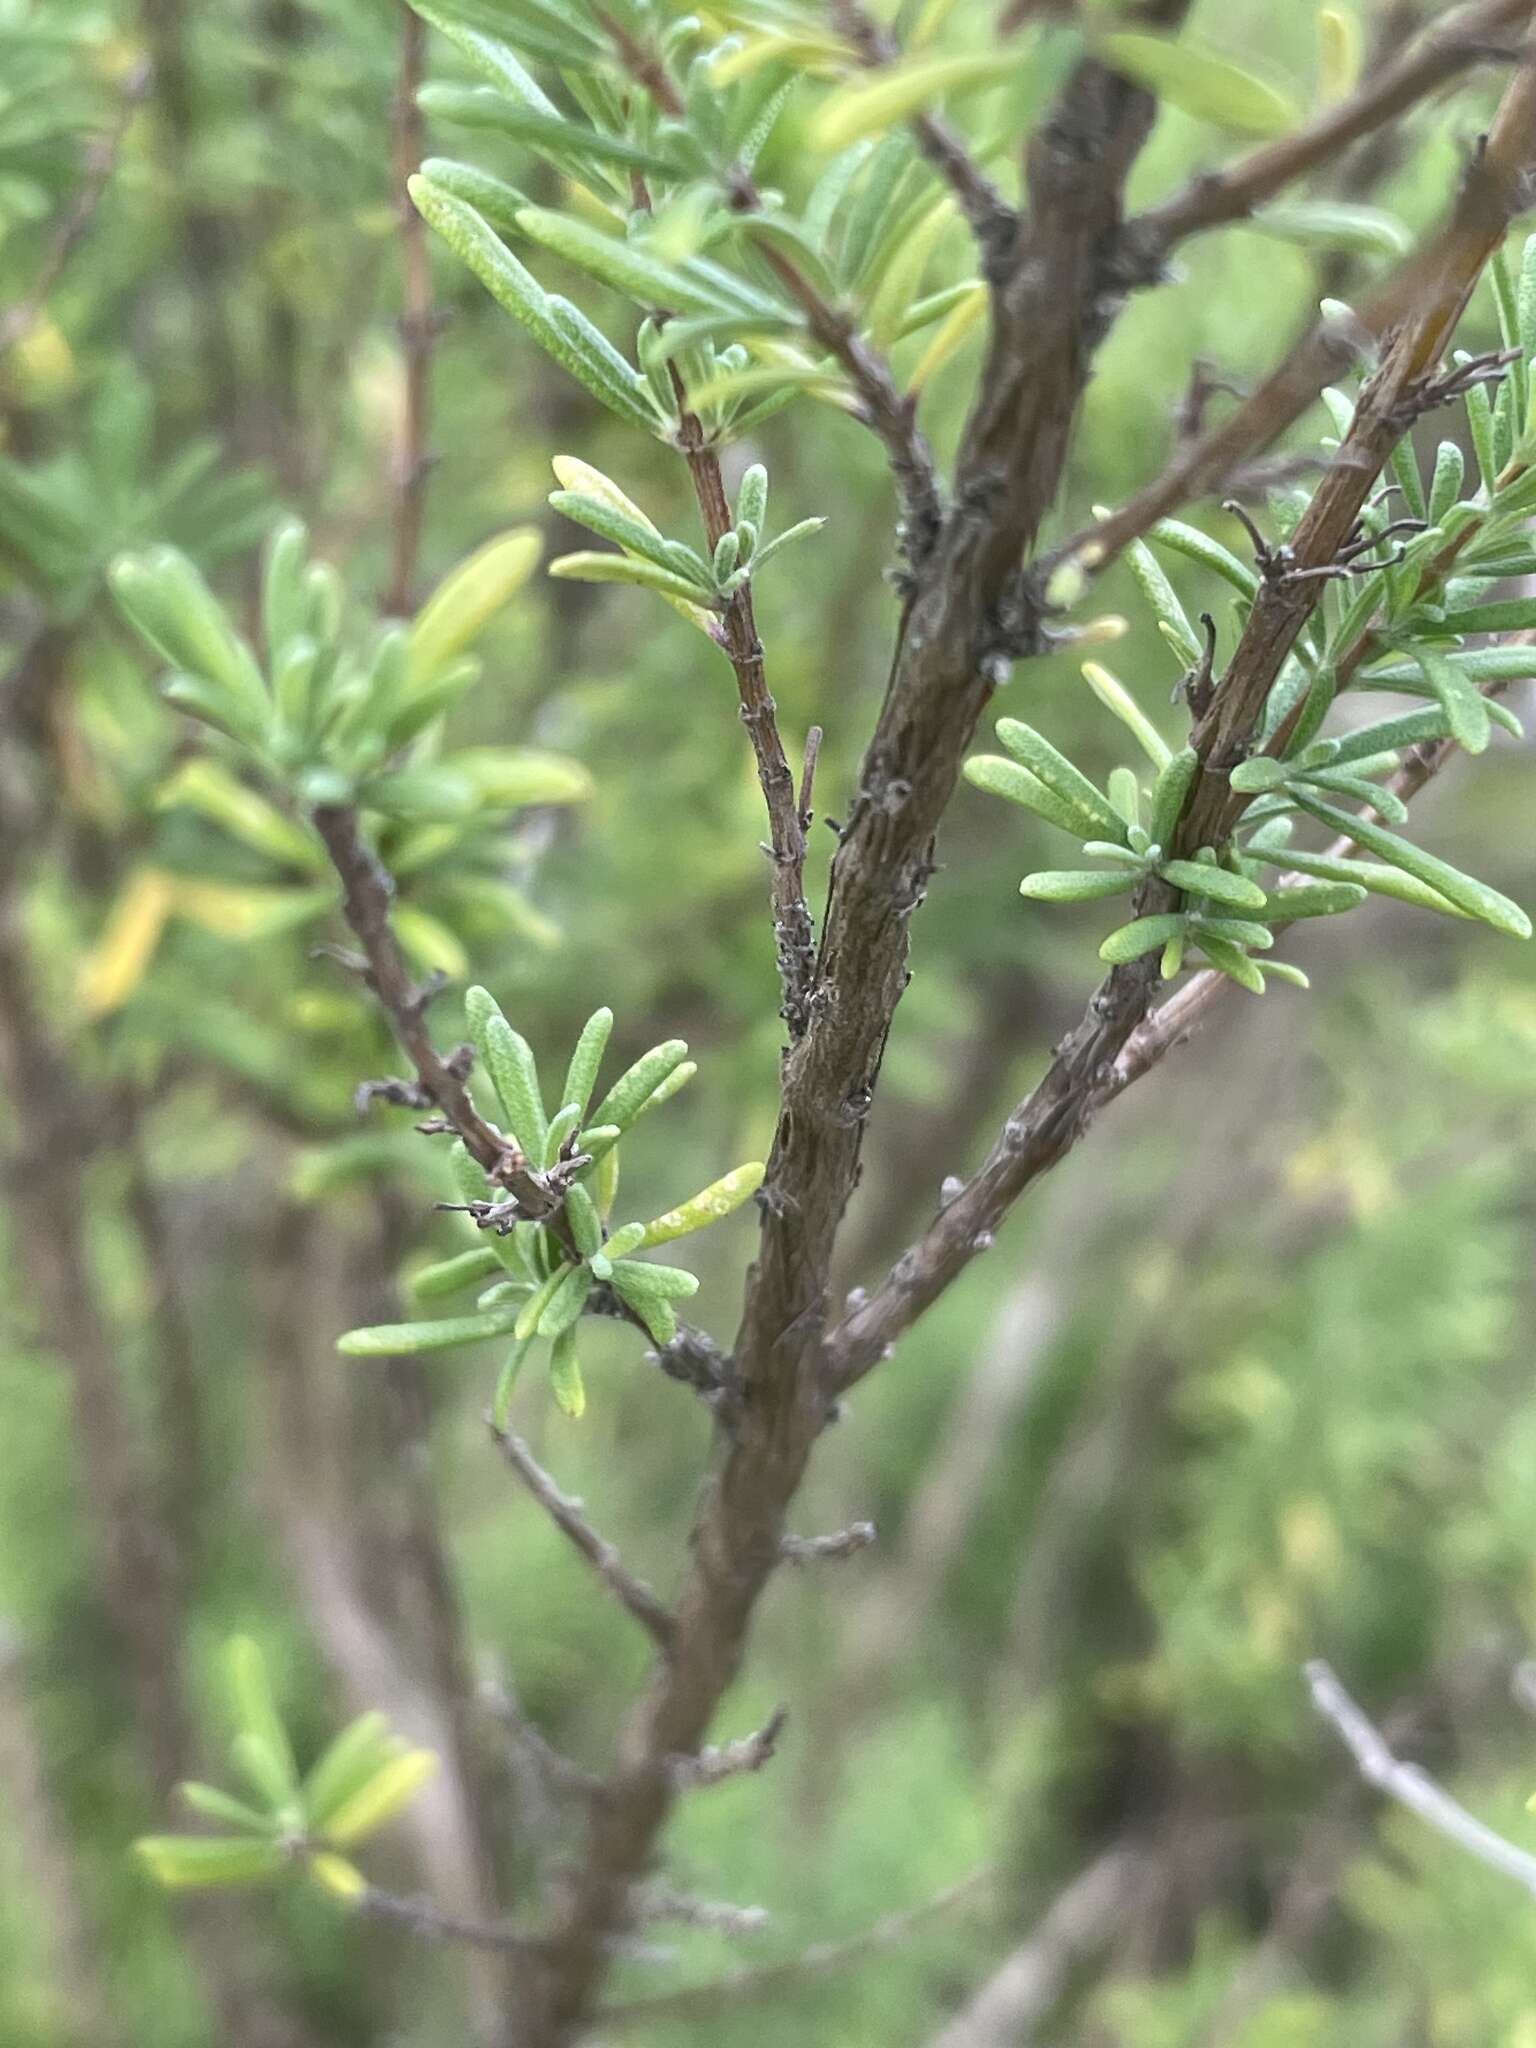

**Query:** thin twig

left=1127, top=0, right=1532, bottom=256
left=780, top=1521, right=876, bottom=1563
left=357, top=1886, right=540, bottom=1955
left=667, top=1705, right=788, bottom=1788
left=596, top=1867, right=991, bottom=2027
left=311, top=804, right=559, bottom=1195
left=671, top=386, right=820, bottom=1040
left=487, top=1423, right=678, bottom=1653
left=629, top=1884, right=770, bottom=1935
left=1306, top=1660, right=1536, bottom=1896
left=0, top=60, right=151, bottom=357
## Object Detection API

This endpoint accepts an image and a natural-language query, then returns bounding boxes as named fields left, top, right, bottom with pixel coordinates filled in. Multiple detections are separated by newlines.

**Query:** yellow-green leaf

left=813, top=50, right=1022, bottom=152
left=406, top=529, right=542, bottom=689
left=321, top=1750, right=438, bottom=1847
left=637, top=1163, right=766, bottom=1248
left=135, top=1836, right=287, bottom=1890
left=156, top=760, right=321, bottom=869
left=309, top=1853, right=368, bottom=1900
left=1100, top=32, right=1300, bottom=137
left=77, top=867, right=176, bottom=1017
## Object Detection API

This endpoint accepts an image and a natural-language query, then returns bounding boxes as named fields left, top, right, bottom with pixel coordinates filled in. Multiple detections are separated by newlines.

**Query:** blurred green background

left=3, top=1, right=1536, bottom=2043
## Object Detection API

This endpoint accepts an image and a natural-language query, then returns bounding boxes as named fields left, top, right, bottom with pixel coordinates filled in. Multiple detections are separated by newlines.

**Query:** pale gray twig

left=488, top=1424, right=677, bottom=1652
left=667, top=1705, right=788, bottom=1789
left=1306, top=1659, right=1536, bottom=1896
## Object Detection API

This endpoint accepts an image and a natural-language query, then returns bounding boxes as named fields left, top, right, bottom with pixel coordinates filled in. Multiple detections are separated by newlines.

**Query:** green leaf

left=1266, top=881, right=1367, bottom=920
left=1099, top=913, right=1186, bottom=964
left=1148, top=747, right=1198, bottom=848
left=608, top=1259, right=700, bottom=1345
left=409, top=2, right=560, bottom=111
left=178, top=1782, right=275, bottom=1834
left=226, top=1638, right=297, bottom=1802
left=419, top=87, right=686, bottom=177
left=409, top=1247, right=503, bottom=1301
left=1020, top=869, right=1137, bottom=903
left=1361, top=646, right=1536, bottom=692
left=548, top=551, right=717, bottom=606
left=1436, top=598, right=1536, bottom=637
left=637, top=1163, right=765, bottom=1248
left=549, top=490, right=686, bottom=575
left=1081, top=661, right=1172, bottom=769
left=1269, top=844, right=1467, bottom=919
left=751, top=518, right=828, bottom=572
left=565, top=1180, right=603, bottom=1258
left=409, top=176, right=657, bottom=428
left=230, top=1732, right=297, bottom=1815
left=1229, top=754, right=1290, bottom=794
left=1100, top=31, right=1300, bottom=136
left=452, top=746, right=592, bottom=809
left=492, top=1338, right=534, bottom=1429
left=1194, top=933, right=1266, bottom=992
left=514, top=1263, right=570, bottom=1342
left=562, top=1006, right=614, bottom=1116
left=262, top=519, right=310, bottom=660
left=156, top=760, right=320, bottom=870
left=537, top=1263, right=593, bottom=1339
left=964, top=754, right=1094, bottom=839
left=1158, top=860, right=1267, bottom=911
left=466, top=986, right=546, bottom=1156
left=549, top=1328, right=585, bottom=1417
left=514, top=205, right=735, bottom=317
left=1249, top=200, right=1410, bottom=257
left=993, top=719, right=1126, bottom=839
left=338, top=1302, right=526, bottom=1356
left=110, top=549, right=269, bottom=734
left=302, top=1713, right=399, bottom=1831
left=417, top=156, right=531, bottom=233
left=589, top=1040, right=689, bottom=1131
left=135, top=1836, right=286, bottom=1890
left=1428, top=440, right=1466, bottom=526
left=1301, top=769, right=1410, bottom=824
left=1126, top=538, right=1201, bottom=666
left=1150, top=518, right=1259, bottom=599
left=1290, top=791, right=1531, bottom=937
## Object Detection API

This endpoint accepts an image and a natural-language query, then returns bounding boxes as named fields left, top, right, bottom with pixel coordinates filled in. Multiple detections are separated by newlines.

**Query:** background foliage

left=3, top=1, right=1536, bottom=2043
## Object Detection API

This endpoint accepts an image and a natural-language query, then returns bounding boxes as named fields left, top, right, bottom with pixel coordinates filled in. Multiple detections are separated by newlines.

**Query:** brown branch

left=0, top=59, right=151, bottom=357
left=528, top=29, right=1189, bottom=2041
left=383, top=4, right=436, bottom=616
left=487, top=1424, right=678, bottom=1652
left=1127, top=0, right=1532, bottom=255
left=826, top=39, right=1536, bottom=1390
left=596, top=1867, right=992, bottom=2028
